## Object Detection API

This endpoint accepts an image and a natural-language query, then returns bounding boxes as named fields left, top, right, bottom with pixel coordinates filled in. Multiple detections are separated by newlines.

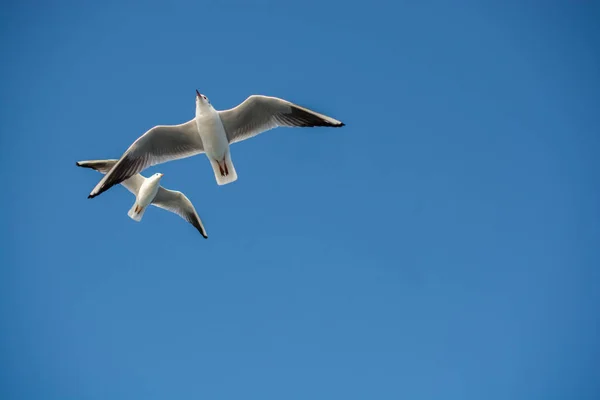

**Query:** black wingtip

left=87, top=193, right=95, bottom=199
left=77, top=162, right=96, bottom=170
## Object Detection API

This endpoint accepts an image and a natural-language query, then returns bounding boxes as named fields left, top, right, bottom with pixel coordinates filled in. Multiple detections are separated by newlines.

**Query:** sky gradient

left=1, top=1, right=599, bottom=399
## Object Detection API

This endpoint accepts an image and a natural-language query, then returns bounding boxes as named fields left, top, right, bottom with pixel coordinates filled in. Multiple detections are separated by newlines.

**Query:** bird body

left=129, top=172, right=163, bottom=221
left=195, top=94, right=238, bottom=184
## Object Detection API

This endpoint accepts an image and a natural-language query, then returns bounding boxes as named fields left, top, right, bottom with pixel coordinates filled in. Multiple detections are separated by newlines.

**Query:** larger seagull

left=87, top=91, right=345, bottom=199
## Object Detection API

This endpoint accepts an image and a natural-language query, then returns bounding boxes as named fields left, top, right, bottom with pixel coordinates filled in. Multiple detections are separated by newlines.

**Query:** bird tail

left=210, top=150, right=238, bottom=186
left=127, top=203, right=147, bottom=222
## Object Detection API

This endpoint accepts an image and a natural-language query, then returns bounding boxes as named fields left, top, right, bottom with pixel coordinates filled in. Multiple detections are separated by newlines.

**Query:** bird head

left=196, top=89, right=211, bottom=107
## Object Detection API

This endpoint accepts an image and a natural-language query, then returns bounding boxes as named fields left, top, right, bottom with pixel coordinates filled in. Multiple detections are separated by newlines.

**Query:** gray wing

left=76, top=159, right=145, bottom=195
left=218, top=95, right=345, bottom=145
left=152, top=188, right=208, bottom=238
left=88, top=119, right=204, bottom=199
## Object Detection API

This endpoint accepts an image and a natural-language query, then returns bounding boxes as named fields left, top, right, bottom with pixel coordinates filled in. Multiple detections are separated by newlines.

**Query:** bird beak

left=196, top=89, right=201, bottom=98
left=159, top=173, right=164, bottom=178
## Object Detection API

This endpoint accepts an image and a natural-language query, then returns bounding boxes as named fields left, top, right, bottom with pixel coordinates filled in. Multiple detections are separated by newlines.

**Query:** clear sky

left=1, top=1, right=599, bottom=399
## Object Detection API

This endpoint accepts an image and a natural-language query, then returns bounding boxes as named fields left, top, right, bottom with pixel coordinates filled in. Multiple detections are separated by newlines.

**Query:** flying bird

left=87, top=91, right=345, bottom=199
left=77, top=159, right=208, bottom=238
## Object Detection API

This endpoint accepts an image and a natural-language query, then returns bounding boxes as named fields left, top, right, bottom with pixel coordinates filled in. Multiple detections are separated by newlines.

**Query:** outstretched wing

left=152, top=187, right=208, bottom=238
left=76, top=159, right=145, bottom=195
left=88, top=119, right=204, bottom=199
left=218, top=95, right=344, bottom=145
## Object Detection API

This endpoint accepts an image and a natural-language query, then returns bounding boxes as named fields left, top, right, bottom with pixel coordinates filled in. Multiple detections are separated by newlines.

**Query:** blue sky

left=1, top=1, right=599, bottom=399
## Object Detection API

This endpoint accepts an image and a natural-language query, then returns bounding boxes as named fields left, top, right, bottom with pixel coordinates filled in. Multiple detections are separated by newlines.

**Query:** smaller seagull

left=77, top=159, right=208, bottom=238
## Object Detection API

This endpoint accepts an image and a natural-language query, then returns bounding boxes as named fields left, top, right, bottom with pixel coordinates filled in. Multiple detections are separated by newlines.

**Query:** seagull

left=77, top=159, right=208, bottom=238
left=87, top=91, right=345, bottom=198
